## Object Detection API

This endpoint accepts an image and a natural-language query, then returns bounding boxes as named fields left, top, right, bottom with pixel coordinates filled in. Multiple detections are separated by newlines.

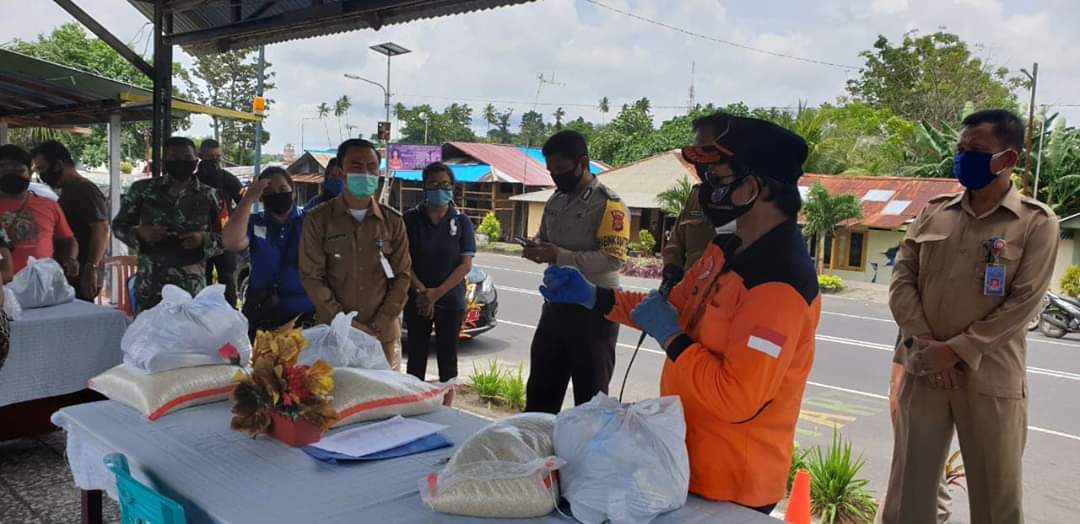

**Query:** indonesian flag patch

left=748, top=326, right=786, bottom=358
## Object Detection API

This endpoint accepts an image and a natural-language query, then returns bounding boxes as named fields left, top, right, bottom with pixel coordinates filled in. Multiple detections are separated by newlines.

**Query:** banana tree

left=899, top=121, right=959, bottom=178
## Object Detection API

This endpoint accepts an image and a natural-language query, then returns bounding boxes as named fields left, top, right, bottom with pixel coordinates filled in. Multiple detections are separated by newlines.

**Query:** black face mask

left=698, top=176, right=758, bottom=228
left=39, top=162, right=63, bottom=188
left=551, top=166, right=581, bottom=194
left=263, top=191, right=294, bottom=215
left=198, top=161, right=222, bottom=186
left=165, top=160, right=198, bottom=182
left=0, top=173, right=30, bottom=195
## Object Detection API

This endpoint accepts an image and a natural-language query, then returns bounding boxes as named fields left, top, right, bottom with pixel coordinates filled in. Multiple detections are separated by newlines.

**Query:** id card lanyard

left=983, top=236, right=1006, bottom=297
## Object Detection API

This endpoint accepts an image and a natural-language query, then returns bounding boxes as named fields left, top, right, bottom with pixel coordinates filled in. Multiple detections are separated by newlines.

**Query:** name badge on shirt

left=253, top=225, right=267, bottom=239
left=984, top=264, right=1006, bottom=296
left=379, top=253, right=395, bottom=279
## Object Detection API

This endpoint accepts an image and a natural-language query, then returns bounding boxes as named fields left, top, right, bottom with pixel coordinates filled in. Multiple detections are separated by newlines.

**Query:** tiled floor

left=0, top=431, right=119, bottom=524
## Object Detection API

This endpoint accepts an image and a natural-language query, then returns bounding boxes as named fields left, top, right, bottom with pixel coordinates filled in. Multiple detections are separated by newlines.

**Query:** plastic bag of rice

left=420, top=413, right=565, bottom=518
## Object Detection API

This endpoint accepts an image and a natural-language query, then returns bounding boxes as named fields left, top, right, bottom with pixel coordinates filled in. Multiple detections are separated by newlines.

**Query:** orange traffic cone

left=785, top=468, right=812, bottom=524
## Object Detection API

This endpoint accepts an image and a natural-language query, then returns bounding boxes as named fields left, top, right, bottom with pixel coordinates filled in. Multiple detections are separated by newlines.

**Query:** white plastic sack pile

left=554, top=393, right=690, bottom=524
left=3, top=287, right=22, bottom=320
left=300, top=311, right=389, bottom=369
left=9, top=257, right=75, bottom=309
left=421, top=413, right=564, bottom=518
left=122, top=284, right=251, bottom=374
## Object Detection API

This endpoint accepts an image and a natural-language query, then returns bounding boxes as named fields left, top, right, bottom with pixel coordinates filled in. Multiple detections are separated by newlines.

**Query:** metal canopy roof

left=126, top=0, right=536, bottom=56
left=0, top=48, right=260, bottom=127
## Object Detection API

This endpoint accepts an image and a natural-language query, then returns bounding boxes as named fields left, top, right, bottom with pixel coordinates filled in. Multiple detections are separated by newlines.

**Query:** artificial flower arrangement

left=221, top=323, right=338, bottom=446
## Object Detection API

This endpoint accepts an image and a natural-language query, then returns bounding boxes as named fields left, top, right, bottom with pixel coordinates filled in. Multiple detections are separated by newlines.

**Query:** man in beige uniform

left=662, top=113, right=738, bottom=276
left=300, top=139, right=412, bottom=370
left=521, top=130, right=630, bottom=413
left=883, top=110, right=1058, bottom=524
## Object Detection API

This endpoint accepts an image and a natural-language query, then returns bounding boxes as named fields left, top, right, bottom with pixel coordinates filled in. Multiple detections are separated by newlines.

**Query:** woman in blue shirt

left=223, top=166, right=315, bottom=339
left=403, top=163, right=476, bottom=405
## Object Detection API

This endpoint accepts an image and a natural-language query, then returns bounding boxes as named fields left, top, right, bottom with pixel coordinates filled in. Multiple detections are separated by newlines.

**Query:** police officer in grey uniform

left=522, top=130, right=631, bottom=414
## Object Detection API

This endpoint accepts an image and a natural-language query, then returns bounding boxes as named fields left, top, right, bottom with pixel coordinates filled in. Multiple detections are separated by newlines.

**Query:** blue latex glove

left=631, top=290, right=683, bottom=347
left=539, top=266, right=596, bottom=308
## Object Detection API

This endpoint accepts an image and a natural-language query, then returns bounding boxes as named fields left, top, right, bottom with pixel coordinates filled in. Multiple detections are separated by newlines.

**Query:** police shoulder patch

left=597, top=183, right=622, bottom=202
left=1020, top=195, right=1055, bottom=217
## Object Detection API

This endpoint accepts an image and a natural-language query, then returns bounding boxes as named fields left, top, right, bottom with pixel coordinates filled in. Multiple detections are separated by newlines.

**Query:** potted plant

left=223, top=323, right=338, bottom=447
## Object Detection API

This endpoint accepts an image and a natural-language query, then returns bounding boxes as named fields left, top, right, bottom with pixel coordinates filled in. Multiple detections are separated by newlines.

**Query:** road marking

left=493, top=320, right=1080, bottom=442
left=476, top=263, right=653, bottom=291
left=1028, top=337, right=1080, bottom=349
left=821, top=311, right=894, bottom=323
left=497, top=285, right=541, bottom=296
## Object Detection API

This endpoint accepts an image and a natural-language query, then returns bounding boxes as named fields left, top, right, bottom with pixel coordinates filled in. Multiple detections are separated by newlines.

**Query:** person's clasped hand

left=538, top=266, right=595, bottom=308
left=631, top=290, right=683, bottom=348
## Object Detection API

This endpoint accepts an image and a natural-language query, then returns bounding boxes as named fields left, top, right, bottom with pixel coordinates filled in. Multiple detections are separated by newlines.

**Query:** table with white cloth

left=0, top=300, right=128, bottom=408
left=53, top=400, right=780, bottom=524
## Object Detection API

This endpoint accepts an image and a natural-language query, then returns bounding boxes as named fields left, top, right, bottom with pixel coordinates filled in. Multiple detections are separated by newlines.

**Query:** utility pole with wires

left=533, top=73, right=565, bottom=110
left=1021, top=62, right=1039, bottom=194
left=687, top=61, right=696, bottom=112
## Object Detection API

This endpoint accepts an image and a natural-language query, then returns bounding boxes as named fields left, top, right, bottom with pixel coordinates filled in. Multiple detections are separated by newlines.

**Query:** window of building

left=847, top=231, right=866, bottom=269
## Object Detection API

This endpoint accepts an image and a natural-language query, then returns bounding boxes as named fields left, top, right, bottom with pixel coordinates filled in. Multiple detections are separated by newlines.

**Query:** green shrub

left=477, top=211, right=502, bottom=241
left=806, top=430, right=877, bottom=524
left=119, top=160, right=134, bottom=174
left=818, top=274, right=845, bottom=293
left=638, top=229, right=656, bottom=253
left=627, top=242, right=642, bottom=254
left=1061, top=265, right=1080, bottom=297
left=501, top=363, right=527, bottom=411
left=469, top=359, right=503, bottom=401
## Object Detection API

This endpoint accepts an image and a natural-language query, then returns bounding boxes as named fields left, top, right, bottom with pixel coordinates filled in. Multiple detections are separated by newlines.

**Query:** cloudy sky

left=4, top=0, right=1080, bottom=155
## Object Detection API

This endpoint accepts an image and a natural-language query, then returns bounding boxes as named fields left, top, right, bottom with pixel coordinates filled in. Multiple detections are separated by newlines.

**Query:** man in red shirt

left=0, top=145, right=77, bottom=275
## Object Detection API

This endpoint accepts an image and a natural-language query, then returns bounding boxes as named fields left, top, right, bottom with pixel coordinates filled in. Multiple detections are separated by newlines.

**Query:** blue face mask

left=346, top=173, right=380, bottom=198
left=953, top=150, right=1010, bottom=190
left=425, top=188, right=453, bottom=207
left=323, top=176, right=344, bottom=197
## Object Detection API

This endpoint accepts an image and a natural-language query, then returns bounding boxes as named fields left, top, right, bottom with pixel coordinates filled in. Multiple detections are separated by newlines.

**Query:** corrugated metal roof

left=127, top=0, right=536, bottom=56
left=393, top=163, right=491, bottom=183
left=511, top=149, right=697, bottom=209
left=517, top=146, right=605, bottom=175
left=800, top=174, right=962, bottom=229
left=446, top=142, right=553, bottom=186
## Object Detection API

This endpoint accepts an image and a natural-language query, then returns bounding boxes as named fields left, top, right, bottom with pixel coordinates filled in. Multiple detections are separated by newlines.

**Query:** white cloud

left=6, top=0, right=1080, bottom=157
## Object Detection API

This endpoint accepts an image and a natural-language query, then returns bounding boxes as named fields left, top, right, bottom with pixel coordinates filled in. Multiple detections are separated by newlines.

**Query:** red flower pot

left=268, top=411, right=322, bottom=447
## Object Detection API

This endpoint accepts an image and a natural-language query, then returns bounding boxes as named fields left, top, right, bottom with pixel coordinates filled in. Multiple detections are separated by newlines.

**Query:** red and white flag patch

left=747, top=326, right=786, bottom=358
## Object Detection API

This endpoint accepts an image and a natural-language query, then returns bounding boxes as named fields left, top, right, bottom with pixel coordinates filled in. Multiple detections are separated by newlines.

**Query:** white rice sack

left=9, top=257, right=75, bottom=309
left=89, top=364, right=237, bottom=420
left=420, top=413, right=564, bottom=518
left=300, top=312, right=389, bottom=369
left=3, top=286, right=21, bottom=321
left=330, top=368, right=449, bottom=428
left=122, top=284, right=251, bottom=374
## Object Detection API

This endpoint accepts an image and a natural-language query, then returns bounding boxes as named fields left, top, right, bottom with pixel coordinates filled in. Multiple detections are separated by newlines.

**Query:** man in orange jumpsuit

left=540, top=113, right=820, bottom=513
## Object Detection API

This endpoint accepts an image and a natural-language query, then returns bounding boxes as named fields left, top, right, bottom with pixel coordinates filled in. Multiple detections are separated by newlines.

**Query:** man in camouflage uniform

left=112, top=137, right=221, bottom=312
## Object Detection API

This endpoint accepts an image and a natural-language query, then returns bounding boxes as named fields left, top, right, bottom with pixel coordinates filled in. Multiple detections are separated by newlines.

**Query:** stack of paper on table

left=304, top=416, right=451, bottom=463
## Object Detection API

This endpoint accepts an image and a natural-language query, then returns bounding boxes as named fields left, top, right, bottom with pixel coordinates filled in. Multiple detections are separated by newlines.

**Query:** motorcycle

left=1039, top=291, right=1080, bottom=339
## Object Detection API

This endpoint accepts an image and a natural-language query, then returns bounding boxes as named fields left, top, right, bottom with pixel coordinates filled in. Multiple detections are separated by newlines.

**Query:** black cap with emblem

left=681, top=114, right=808, bottom=185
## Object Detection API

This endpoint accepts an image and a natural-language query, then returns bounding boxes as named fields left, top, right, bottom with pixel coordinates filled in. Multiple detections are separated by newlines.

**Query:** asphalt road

left=438, top=253, right=1080, bottom=523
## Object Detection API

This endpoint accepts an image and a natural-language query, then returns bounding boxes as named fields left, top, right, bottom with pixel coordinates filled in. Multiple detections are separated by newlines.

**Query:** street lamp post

left=368, top=42, right=411, bottom=140
left=419, top=111, right=430, bottom=144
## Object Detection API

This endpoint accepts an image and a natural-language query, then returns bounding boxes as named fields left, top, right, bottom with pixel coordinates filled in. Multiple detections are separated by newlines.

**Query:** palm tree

left=598, top=97, right=610, bottom=126
left=802, top=182, right=863, bottom=275
left=316, top=102, right=332, bottom=147
left=552, top=107, right=566, bottom=131
left=483, top=104, right=498, bottom=139
left=334, top=95, right=352, bottom=141
left=657, top=177, right=694, bottom=217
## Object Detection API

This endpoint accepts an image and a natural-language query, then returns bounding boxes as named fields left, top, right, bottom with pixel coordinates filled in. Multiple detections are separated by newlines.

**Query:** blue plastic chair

left=103, top=453, right=186, bottom=524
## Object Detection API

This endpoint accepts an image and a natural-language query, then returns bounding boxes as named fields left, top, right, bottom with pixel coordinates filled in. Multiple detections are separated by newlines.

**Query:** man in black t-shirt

left=30, top=141, right=109, bottom=301
left=197, top=139, right=243, bottom=307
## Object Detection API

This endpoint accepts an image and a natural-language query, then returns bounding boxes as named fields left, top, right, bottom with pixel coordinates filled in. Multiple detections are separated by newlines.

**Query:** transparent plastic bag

left=9, top=257, right=75, bottom=309
left=421, top=413, right=564, bottom=518
left=300, top=312, right=389, bottom=369
left=3, top=286, right=22, bottom=321
left=121, top=284, right=251, bottom=374
left=554, top=393, right=690, bottom=524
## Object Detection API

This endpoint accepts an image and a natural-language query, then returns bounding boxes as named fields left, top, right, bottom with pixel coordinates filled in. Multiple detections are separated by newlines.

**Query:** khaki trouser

left=881, top=372, right=1027, bottom=524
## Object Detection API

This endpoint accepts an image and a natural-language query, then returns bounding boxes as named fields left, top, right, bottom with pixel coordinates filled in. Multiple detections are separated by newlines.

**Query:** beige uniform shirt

left=889, top=186, right=1058, bottom=398
left=661, top=183, right=725, bottom=270
left=539, top=176, right=630, bottom=289
left=299, top=196, right=412, bottom=342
